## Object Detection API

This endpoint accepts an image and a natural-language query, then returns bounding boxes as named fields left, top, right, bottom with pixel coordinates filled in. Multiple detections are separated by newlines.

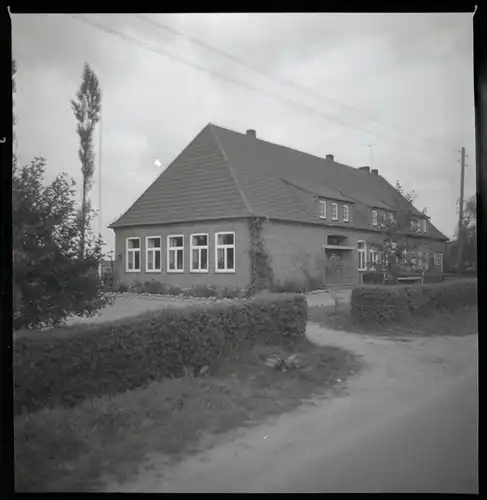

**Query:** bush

left=167, top=285, right=181, bottom=296
left=142, top=280, right=167, bottom=295
left=351, top=279, right=477, bottom=324
left=423, top=272, right=445, bottom=283
left=351, top=285, right=410, bottom=324
left=361, top=271, right=385, bottom=285
left=271, top=280, right=306, bottom=294
left=114, top=281, right=128, bottom=293
left=14, top=294, right=308, bottom=415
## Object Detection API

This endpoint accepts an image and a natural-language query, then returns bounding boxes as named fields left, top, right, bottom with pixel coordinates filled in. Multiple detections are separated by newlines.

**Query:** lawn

left=14, top=337, right=363, bottom=492
left=308, top=303, right=478, bottom=338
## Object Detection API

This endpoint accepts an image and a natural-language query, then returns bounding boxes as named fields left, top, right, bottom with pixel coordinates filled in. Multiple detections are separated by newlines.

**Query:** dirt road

left=105, top=324, right=478, bottom=494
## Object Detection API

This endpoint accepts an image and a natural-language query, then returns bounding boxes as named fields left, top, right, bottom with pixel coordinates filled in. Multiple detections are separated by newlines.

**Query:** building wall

left=113, top=219, right=251, bottom=289
left=262, top=220, right=447, bottom=286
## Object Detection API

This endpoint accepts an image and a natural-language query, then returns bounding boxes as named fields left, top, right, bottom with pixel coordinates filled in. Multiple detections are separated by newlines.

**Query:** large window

left=190, top=233, right=209, bottom=272
left=372, top=210, right=378, bottom=226
left=319, top=200, right=327, bottom=219
left=358, top=240, right=367, bottom=271
left=145, top=236, right=162, bottom=272
left=215, top=232, right=235, bottom=272
left=343, top=205, right=349, bottom=222
left=126, top=237, right=141, bottom=272
left=167, top=235, right=184, bottom=272
left=331, top=203, right=338, bottom=220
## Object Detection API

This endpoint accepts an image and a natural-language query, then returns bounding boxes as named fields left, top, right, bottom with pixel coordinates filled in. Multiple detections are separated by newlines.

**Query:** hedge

left=351, top=278, right=477, bottom=324
left=14, top=294, right=307, bottom=415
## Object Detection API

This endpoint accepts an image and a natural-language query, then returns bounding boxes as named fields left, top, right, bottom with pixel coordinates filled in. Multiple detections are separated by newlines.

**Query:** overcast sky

left=12, top=13, right=476, bottom=254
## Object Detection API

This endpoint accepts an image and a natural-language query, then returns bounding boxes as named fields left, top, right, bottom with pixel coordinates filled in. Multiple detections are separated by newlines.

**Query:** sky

left=12, top=13, right=476, bottom=254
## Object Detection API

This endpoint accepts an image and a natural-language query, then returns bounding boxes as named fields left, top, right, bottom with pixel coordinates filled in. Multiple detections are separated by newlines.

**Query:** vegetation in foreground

left=15, top=338, right=363, bottom=492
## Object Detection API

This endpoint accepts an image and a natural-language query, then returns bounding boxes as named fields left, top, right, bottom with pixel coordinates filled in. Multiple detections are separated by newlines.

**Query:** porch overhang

left=322, top=245, right=356, bottom=251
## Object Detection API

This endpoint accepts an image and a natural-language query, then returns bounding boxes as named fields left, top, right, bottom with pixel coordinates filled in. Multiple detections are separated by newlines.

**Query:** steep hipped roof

left=109, top=124, right=447, bottom=240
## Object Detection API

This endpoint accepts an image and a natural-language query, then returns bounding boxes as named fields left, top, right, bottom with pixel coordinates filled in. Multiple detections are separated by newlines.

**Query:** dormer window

left=319, top=200, right=327, bottom=219
left=372, top=210, right=378, bottom=226
left=343, top=205, right=349, bottom=222
left=331, top=203, right=338, bottom=220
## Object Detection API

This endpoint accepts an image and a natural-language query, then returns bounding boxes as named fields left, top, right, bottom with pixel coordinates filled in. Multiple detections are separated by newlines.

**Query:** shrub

left=14, top=294, right=308, bottom=415
left=351, top=279, right=477, bottom=324
left=271, top=280, right=306, bottom=294
left=351, top=285, right=410, bottom=324
left=114, top=281, right=128, bottom=293
left=142, top=280, right=167, bottom=295
left=167, top=285, right=181, bottom=296
left=361, top=271, right=385, bottom=285
left=423, top=272, right=445, bottom=283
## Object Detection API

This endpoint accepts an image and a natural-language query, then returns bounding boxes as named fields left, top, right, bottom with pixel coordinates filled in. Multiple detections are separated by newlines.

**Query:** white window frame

left=421, top=219, right=427, bottom=233
left=145, top=236, right=162, bottom=272
left=372, top=210, right=378, bottom=226
left=357, top=240, right=367, bottom=271
left=319, top=200, right=327, bottom=219
left=331, top=203, right=338, bottom=221
left=167, top=235, right=184, bottom=273
left=434, top=253, right=443, bottom=272
left=190, top=233, right=209, bottom=273
left=343, top=205, right=349, bottom=222
left=126, top=237, right=141, bottom=273
left=215, top=231, right=236, bottom=273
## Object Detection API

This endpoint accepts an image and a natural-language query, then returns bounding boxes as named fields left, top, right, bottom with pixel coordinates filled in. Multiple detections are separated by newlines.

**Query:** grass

left=308, top=303, right=478, bottom=338
left=14, top=338, right=363, bottom=493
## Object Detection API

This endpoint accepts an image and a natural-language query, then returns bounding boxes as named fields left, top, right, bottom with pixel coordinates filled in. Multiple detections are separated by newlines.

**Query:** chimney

left=359, top=166, right=370, bottom=173
left=325, top=154, right=334, bottom=161
left=246, top=129, right=256, bottom=138
left=371, top=169, right=379, bottom=175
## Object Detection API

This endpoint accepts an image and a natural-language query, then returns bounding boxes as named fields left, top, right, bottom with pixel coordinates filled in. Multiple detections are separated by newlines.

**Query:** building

left=109, top=124, right=447, bottom=290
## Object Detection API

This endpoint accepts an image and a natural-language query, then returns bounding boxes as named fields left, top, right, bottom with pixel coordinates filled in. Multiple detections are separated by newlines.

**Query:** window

left=388, top=212, right=394, bottom=223
left=424, top=252, right=430, bottom=271
left=167, top=235, right=184, bottom=272
left=319, top=200, right=327, bottom=219
left=417, top=251, right=423, bottom=269
left=190, top=233, right=209, bottom=272
left=372, top=210, right=378, bottom=226
left=343, top=205, right=349, bottom=222
left=434, top=253, right=443, bottom=272
left=126, top=237, right=141, bottom=272
left=410, top=219, right=420, bottom=232
left=380, top=212, right=386, bottom=223
left=331, top=203, right=338, bottom=220
left=215, top=232, right=235, bottom=272
left=369, top=247, right=380, bottom=270
left=411, top=252, right=417, bottom=269
left=145, top=236, right=162, bottom=272
left=358, top=240, right=367, bottom=271
left=421, top=219, right=427, bottom=233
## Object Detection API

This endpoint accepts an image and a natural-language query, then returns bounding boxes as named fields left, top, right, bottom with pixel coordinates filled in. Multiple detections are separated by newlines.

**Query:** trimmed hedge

left=351, top=278, right=477, bottom=324
left=14, top=294, right=307, bottom=415
left=361, top=271, right=385, bottom=285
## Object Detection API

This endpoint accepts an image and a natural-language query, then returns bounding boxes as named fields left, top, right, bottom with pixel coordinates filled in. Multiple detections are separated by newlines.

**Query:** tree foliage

left=13, top=158, right=111, bottom=330
left=369, top=180, right=429, bottom=279
left=71, top=62, right=101, bottom=258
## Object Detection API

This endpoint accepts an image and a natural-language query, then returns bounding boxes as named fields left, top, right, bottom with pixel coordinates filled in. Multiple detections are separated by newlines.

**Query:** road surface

left=105, top=326, right=478, bottom=494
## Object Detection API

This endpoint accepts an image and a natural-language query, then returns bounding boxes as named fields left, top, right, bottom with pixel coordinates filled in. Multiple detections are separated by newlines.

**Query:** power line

left=135, top=13, right=457, bottom=155
left=71, top=15, right=454, bottom=162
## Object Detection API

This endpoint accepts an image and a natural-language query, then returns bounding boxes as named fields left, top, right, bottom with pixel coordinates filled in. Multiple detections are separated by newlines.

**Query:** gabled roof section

left=110, top=123, right=447, bottom=241
left=109, top=124, right=252, bottom=228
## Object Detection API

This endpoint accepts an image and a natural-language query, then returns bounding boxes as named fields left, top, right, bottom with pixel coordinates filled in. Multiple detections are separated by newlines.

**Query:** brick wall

left=113, top=219, right=251, bottom=288
left=262, top=220, right=447, bottom=286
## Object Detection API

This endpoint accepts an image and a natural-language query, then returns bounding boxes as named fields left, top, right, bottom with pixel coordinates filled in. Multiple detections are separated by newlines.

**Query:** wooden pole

left=456, top=147, right=466, bottom=275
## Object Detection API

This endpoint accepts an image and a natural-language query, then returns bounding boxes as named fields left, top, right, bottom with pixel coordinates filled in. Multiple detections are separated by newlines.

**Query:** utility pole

left=456, top=146, right=466, bottom=275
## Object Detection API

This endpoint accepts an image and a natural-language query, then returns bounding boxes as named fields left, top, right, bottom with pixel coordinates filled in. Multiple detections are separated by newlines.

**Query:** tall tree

left=71, top=63, right=101, bottom=259
left=370, top=180, right=429, bottom=281
left=12, top=59, right=17, bottom=163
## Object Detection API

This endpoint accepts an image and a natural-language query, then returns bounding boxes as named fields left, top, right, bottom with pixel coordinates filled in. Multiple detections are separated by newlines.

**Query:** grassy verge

left=308, top=303, right=478, bottom=338
left=15, top=338, right=363, bottom=493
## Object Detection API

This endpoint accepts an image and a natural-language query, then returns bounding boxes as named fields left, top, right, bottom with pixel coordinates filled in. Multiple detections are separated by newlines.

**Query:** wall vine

left=248, top=217, right=274, bottom=294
